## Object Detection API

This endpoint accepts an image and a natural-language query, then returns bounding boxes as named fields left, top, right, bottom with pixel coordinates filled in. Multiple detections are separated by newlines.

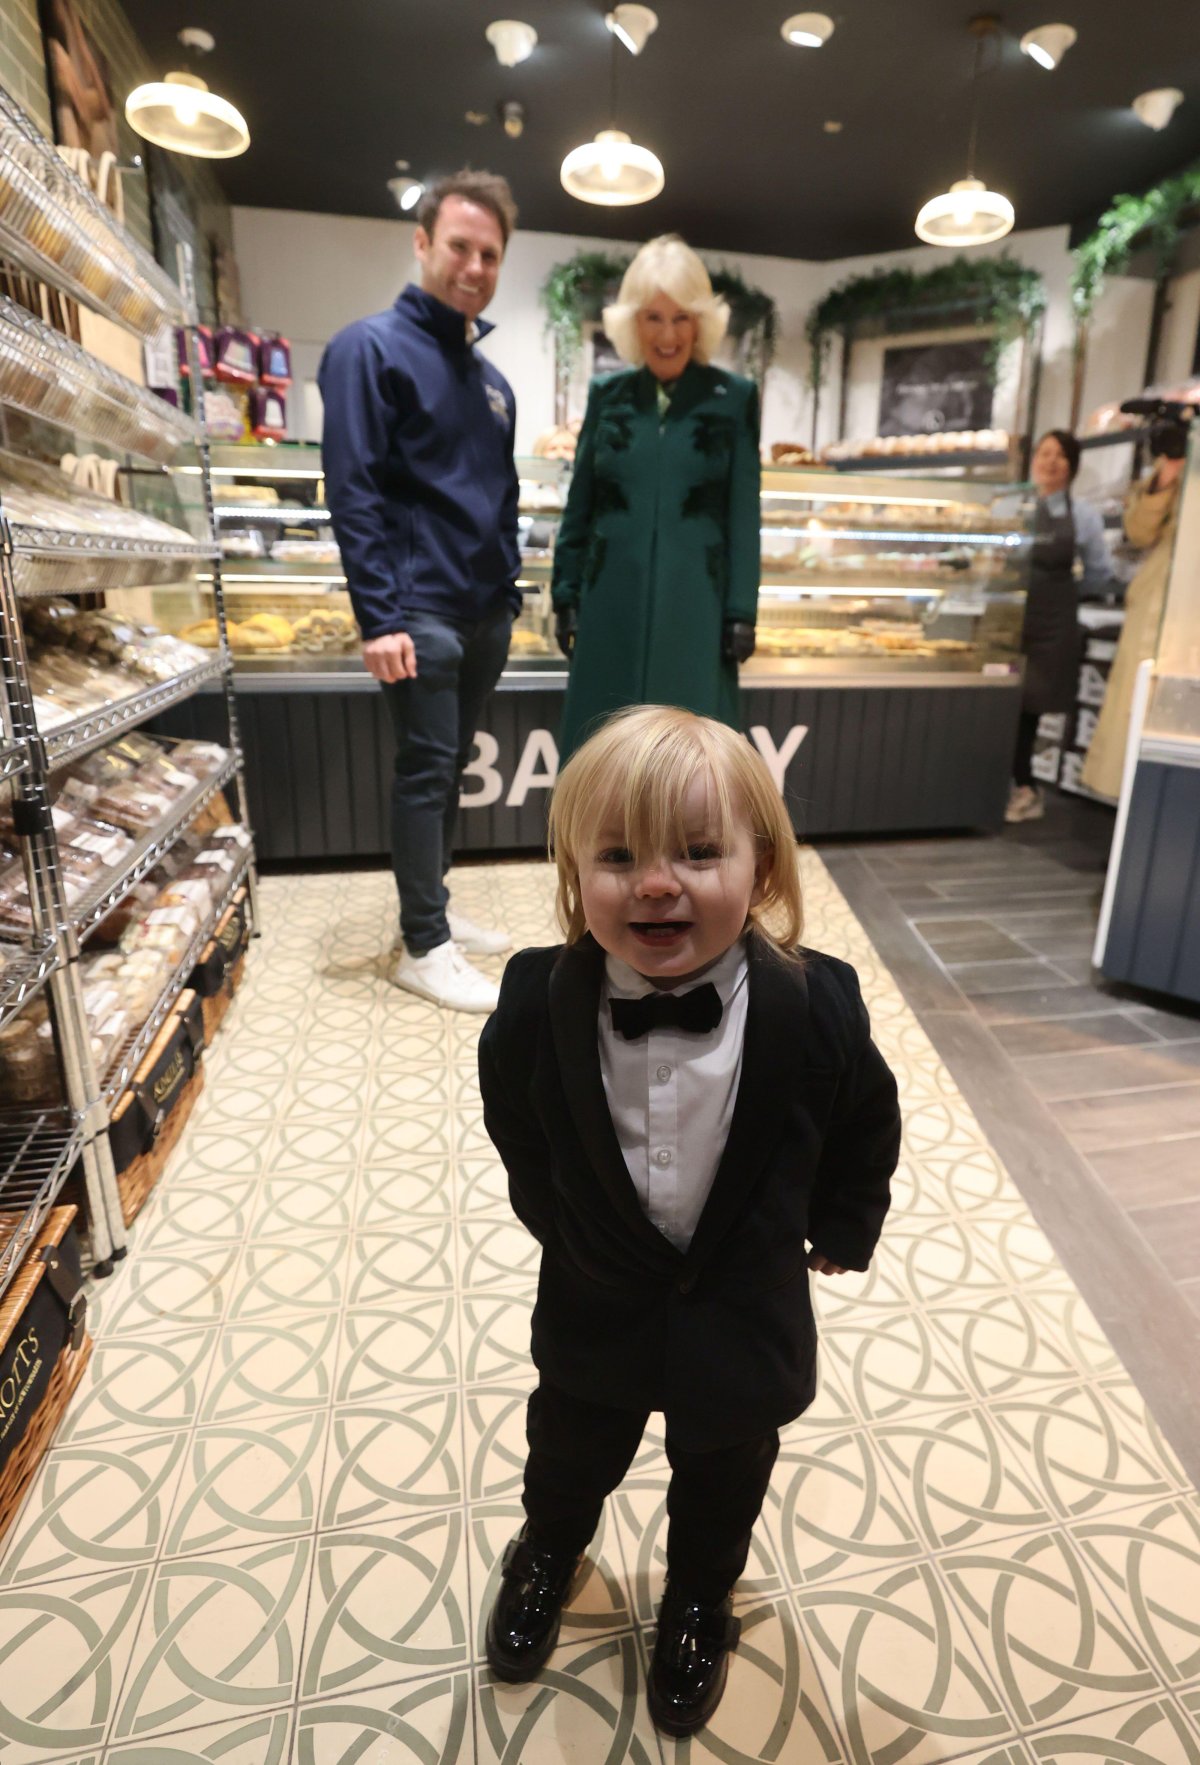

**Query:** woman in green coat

left=552, top=236, right=761, bottom=761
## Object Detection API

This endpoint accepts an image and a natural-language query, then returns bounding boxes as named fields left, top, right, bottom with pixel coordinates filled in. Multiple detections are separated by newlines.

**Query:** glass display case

left=139, top=451, right=1033, bottom=681
left=747, top=469, right=1031, bottom=676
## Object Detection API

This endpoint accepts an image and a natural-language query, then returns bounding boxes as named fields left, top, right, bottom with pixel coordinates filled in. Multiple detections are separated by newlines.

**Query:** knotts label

left=152, top=1049, right=186, bottom=1107
left=0, top=1325, right=44, bottom=1447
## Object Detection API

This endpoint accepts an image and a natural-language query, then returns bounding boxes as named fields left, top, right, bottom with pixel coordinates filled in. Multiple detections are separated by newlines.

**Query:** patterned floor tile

left=163, top=1410, right=328, bottom=1557
left=761, top=1427, right=927, bottom=1587
left=458, top=1291, right=537, bottom=1386
left=649, top=1595, right=848, bottom=1764
left=301, top=1511, right=471, bottom=1699
left=990, top=1383, right=1188, bottom=1522
left=357, top=1159, right=454, bottom=1224
left=0, top=1566, right=150, bottom=1759
left=468, top=1499, right=633, bottom=1653
left=320, top=1394, right=464, bottom=1528
left=294, top=1673, right=471, bottom=1765
left=940, top=1529, right=1158, bottom=1730
left=461, top=1384, right=539, bottom=1507
left=793, top=1559, right=1016, bottom=1765
left=363, top=1110, right=455, bottom=1168
left=268, top=1117, right=363, bottom=1175
left=134, top=1183, right=257, bottom=1254
left=476, top=1631, right=662, bottom=1765
left=174, top=1124, right=275, bottom=1183
left=248, top=1171, right=360, bottom=1239
left=0, top=1433, right=189, bottom=1585
left=336, top=1302, right=460, bottom=1401
left=1026, top=1695, right=1200, bottom=1763
left=200, top=1314, right=339, bottom=1422
left=98, top=1246, right=240, bottom=1339
left=227, top=1234, right=350, bottom=1322
left=817, top=1310, right=976, bottom=1425
left=1072, top=1497, right=1200, bottom=1687
left=347, top=1226, right=458, bottom=1304
left=458, top=1219, right=541, bottom=1292
left=923, top=1295, right=1085, bottom=1402
left=112, top=1537, right=312, bottom=1744
left=871, top=1407, right=1053, bottom=1554
left=456, top=1156, right=511, bottom=1218
left=55, top=1329, right=219, bottom=1446
left=103, top=1707, right=294, bottom=1763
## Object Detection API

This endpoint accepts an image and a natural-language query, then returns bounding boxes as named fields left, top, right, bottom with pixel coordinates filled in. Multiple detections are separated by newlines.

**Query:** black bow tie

left=609, top=982, right=723, bottom=1041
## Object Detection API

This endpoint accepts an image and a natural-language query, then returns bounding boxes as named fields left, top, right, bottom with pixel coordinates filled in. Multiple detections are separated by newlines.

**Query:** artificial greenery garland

left=805, top=255, right=1046, bottom=395
left=540, top=249, right=779, bottom=376
left=1071, top=163, right=1200, bottom=321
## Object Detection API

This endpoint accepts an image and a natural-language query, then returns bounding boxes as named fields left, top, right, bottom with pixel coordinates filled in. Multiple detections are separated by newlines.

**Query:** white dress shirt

left=599, top=939, right=750, bottom=1253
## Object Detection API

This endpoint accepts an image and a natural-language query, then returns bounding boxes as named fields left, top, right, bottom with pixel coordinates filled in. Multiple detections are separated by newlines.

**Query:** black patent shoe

left=485, top=1526, right=585, bottom=1682
left=646, top=1584, right=741, bottom=1737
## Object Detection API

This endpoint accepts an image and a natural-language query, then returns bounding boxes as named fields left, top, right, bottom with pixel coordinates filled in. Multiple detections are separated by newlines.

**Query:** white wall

left=232, top=203, right=1169, bottom=469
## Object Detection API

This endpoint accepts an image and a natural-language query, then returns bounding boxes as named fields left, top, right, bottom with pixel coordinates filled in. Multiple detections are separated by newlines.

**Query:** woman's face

left=1032, top=435, right=1072, bottom=497
left=636, top=292, right=698, bottom=382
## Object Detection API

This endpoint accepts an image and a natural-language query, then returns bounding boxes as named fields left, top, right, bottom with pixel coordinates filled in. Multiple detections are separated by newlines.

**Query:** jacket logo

left=485, top=384, right=509, bottom=425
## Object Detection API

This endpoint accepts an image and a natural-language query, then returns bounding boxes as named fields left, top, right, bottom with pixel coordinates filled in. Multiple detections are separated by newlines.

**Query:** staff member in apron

left=1007, top=429, right=1115, bottom=823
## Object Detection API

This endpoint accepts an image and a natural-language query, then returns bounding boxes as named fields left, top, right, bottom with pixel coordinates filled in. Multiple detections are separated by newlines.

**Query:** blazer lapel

left=547, top=937, right=678, bottom=1256
left=682, top=936, right=808, bottom=1275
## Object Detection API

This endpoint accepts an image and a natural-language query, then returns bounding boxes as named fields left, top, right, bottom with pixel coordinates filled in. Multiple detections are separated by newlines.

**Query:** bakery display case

left=749, top=468, right=1030, bottom=678
left=153, top=446, right=1034, bottom=855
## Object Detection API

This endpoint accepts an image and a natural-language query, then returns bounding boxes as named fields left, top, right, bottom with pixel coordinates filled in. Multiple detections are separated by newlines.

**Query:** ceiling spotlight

left=485, top=19, right=537, bottom=66
left=1132, top=87, right=1184, bottom=130
left=499, top=99, right=526, bottom=138
left=606, top=5, right=658, bottom=54
left=823, top=119, right=843, bottom=133
left=125, top=26, right=249, bottom=158
left=1019, top=23, right=1077, bottom=70
left=465, top=109, right=489, bottom=126
left=561, top=129, right=664, bottom=205
left=388, top=168, right=425, bottom=212
left=780, top=12, right=835, bottom=48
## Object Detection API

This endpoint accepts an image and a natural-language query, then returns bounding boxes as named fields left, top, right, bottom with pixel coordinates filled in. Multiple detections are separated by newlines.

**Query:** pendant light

left=125, top=28, right=249, bottom=159
left=915, top=15, right=1014, bottom=247
left=561, top=23, right=663, bottom=206
left=780, top=12, right=835, bottom=48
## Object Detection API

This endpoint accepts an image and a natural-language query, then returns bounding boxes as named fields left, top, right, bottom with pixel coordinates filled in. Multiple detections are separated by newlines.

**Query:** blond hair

left=603, top=236, right=730, bottom=367
left=548, top=706, right=803, bottom=954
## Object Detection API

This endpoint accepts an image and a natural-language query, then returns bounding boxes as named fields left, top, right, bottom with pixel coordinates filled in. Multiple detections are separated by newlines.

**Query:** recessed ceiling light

left=605, top=4, right=658, bottom=54
left=485, top=19, right=537, bottom=66
left=823, top=119, right=843, bottom=132
left=1019, top=24, right=1077, bottom=70
left=499, top=99, right=526, bottom=138
left=1132, top=87, right=1184, bottom=130
left=780, top=12, right=834, bottom=48
left=465, top=110, right=489, bottom=126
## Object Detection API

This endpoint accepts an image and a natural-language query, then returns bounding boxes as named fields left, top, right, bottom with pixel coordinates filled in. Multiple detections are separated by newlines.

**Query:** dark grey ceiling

left=122, top=0, right=1200, bottom=260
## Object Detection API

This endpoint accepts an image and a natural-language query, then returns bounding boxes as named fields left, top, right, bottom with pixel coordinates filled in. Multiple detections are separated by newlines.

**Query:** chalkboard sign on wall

left=879, top=339, right=995, bottom=437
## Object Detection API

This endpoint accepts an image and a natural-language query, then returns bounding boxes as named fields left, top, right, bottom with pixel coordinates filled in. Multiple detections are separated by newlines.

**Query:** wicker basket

left=0, top=1206, right=92, bottom=1546
left=105, top=990, right=205, bottom=1227
left=194, top=888, right=250, bottom=1046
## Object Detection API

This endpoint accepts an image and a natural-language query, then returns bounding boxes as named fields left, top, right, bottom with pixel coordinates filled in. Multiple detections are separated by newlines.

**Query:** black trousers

left=522, top=1381, right=779, bottom=1606
left=1012, top=710, right=1040, bottom=788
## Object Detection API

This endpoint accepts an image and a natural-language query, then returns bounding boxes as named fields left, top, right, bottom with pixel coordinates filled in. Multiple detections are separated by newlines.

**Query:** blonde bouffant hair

left=603, top=236, right=730, bottom=367
left=548, top=706, right=803, bottom=954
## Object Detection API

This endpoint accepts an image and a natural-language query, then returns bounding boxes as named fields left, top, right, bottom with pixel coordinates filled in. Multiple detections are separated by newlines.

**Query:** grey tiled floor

left=822, top=791, right=1200, bottom=1486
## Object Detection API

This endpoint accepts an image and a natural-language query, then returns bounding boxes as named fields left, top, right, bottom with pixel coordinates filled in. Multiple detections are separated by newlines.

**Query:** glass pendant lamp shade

left=126, top=71, right=249, bottom=157
left=915, top=176, right=1014, bottom=246
left=560, top=129, right=664, bottom=205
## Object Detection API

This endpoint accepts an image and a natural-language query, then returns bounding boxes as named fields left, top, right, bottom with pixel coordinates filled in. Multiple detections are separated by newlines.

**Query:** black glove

left=555, top=605, right=579, bottom=660
left=723, top=619, right=756, bottom=664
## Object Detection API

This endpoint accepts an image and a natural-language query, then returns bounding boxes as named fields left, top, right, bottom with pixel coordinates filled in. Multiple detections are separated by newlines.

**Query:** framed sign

left=879, top=338, right=995, bottom=437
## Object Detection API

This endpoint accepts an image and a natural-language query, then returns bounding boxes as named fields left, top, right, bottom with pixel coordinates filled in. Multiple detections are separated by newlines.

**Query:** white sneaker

left=447, top=910, right=512, bottom=956
left=1005, top=784, right=1045, bottom=824
left=390, top=940, right=500, bottom=1012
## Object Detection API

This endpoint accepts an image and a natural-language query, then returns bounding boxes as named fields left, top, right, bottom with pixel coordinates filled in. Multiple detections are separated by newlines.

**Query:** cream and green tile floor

left=2, top=856, right=1200, bottom=1765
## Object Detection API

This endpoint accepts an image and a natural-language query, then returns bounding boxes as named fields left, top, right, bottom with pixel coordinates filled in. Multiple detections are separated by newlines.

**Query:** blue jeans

left=380, top=607, right=513, bottom=955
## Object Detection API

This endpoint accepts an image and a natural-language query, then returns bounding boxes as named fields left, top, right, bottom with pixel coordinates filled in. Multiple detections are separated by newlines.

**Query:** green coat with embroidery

left=551, top=362, right=761, bottom=761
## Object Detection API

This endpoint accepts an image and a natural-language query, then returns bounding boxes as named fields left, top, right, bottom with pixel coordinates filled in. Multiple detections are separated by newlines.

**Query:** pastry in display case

left=748, top=468, right=1031, bottom=675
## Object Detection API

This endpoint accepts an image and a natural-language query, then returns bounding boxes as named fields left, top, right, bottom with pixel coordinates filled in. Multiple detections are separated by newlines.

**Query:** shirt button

left=654, top=1148, right=673, bottom=1168
left=656, top=1064, right=672, bottom=1083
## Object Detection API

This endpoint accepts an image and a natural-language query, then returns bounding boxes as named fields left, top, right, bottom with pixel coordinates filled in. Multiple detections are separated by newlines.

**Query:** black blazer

left=477, top=932, right=901, bottom=1450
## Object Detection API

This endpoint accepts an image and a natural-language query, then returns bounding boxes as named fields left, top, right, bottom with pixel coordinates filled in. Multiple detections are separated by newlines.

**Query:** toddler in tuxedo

left=478, top=704, right=900, bottom=1735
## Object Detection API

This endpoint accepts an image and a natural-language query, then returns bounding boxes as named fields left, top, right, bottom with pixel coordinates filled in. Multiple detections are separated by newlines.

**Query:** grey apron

left=1021, top=494, right=1081, bottom=715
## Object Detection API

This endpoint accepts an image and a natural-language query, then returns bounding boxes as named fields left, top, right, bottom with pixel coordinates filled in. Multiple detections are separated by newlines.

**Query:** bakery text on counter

left=459, top=723, right=808, bottom=809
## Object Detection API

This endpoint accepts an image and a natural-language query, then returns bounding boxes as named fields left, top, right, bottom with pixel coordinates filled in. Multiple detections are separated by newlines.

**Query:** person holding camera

left=550, top=236, right=761, bottom=762
left=1081, top=420, right=1186, bottom=802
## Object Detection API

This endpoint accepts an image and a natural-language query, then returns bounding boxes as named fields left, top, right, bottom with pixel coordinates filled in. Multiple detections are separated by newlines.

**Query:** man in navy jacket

left=320, top=171, right=521, bottom=1011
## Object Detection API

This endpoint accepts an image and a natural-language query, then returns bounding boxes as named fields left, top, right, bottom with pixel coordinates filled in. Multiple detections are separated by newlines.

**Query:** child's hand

left=808, top=1252, right=848, bottom=1276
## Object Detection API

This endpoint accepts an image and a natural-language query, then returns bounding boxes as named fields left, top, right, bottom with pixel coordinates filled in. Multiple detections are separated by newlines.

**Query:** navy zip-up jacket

left=319, top=284, right=522, bottom=640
